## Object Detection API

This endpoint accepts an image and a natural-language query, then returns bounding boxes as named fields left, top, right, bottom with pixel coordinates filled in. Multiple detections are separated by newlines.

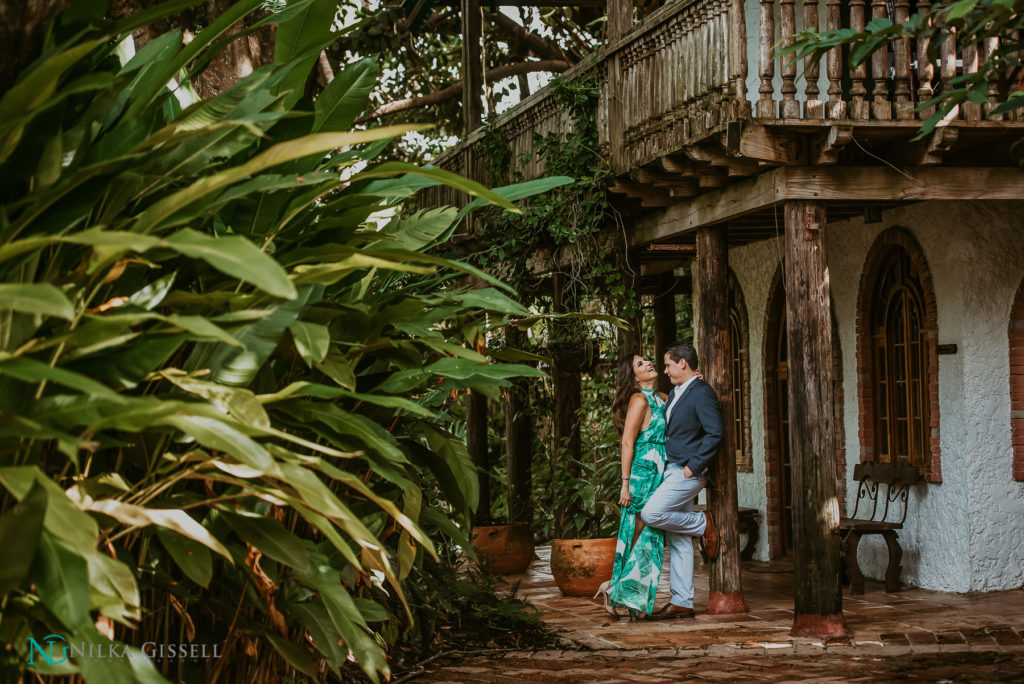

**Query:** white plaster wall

left=713, top=201, right=1024, bottom=591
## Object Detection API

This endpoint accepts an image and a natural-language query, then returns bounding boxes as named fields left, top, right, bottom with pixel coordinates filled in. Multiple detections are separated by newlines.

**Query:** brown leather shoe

left=647, top=603, right=695, bottom=621
left=702, top=511, right=719, bottom=560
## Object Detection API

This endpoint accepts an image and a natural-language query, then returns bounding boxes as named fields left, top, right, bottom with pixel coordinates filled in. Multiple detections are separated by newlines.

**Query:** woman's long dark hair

left=611, top=356, right=640, bottom=435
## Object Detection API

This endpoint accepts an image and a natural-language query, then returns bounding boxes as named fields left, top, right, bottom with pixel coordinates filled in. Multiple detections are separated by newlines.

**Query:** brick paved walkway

left=415, top=546, right=1024, bottom=682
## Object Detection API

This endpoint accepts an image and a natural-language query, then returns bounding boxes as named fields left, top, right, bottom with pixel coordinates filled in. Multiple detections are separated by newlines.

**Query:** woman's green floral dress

left=608, top=389, right=666, bottom=615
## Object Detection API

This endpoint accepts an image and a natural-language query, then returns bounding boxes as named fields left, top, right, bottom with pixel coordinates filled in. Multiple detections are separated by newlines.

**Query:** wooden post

left=729, top=0, right=749, bottom=117
left=893, top=0, right=914, bottom=119
left=916, top=0, right=935, bottom=120
left=802, top=0, right=823, bottom=119
left=783, top=201, right=849, bottom=638
left=757, top=0, right=776, bottom=118
left=696, top=226, right=747, bottom=615
left=653, top=274, right=677, bottom=395
left=849, top=0, right=869, bottom=120
left=825, top=0, right=846, bottom=119
left=939, top=7, right=958, bottom=121
left=779, top=0, right=799, bottom=118
left=551, top=273, right=583, bottom=538
left=869, top=0, right=892, bottom=120
left=504, top=325, right=534, bottom=525
left=607, top=0, right=633, bottom=41
left=467, top=388, right=491, bottom=525
left=461, top=0, right=483, bottom=134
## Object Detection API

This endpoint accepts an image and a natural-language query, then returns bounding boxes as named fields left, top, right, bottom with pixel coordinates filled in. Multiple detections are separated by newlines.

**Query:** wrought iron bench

left=839, top=462, right=920, bottom=594
left=694, top=505, right=761, bottom=561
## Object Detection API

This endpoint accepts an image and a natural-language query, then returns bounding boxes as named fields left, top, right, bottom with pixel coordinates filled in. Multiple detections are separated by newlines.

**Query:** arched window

left=871, top=248, right=930, bottom=467
left=728, top=272, right=752, bottom=472
left=858, top=229, right=940, bottom=481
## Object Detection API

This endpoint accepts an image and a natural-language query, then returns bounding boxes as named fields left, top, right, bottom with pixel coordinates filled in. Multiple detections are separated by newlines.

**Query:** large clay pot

left=550, top=537, right=617, bottom=597
left=471, top=523, right=534, bottom=574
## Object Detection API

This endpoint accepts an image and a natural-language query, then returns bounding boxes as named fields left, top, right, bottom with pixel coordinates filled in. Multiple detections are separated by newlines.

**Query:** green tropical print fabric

left=608, top=389, right=666, bottom=614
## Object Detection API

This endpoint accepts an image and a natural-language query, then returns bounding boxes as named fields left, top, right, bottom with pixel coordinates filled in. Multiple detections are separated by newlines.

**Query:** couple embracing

left=596, top=342, right=722, bottom=620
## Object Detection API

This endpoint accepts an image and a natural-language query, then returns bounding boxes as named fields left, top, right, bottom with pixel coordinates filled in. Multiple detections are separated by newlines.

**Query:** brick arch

left=762, top=263, right=846, bottom=559
left=1011, top=277, right=1024, bottom=482
left=856, top=227, right=942, bottom=483
left=728, top=269, right=753, bottom=473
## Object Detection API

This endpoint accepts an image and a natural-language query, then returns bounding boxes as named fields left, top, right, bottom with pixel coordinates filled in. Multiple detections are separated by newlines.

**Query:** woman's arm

left=619, top=393, right=649, bottom=507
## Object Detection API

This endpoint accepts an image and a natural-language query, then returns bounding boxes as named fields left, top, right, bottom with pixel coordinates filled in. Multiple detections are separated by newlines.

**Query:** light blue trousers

left=640, top=464, right=707, bottom=608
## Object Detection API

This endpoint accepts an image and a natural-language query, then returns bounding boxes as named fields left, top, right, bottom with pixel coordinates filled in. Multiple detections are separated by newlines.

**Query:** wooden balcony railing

left=421, top=0, right=1020, bottom=205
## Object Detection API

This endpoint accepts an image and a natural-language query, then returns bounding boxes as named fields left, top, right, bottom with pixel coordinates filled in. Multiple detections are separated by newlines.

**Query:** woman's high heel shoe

left=593, top=580, right=621, bottom=618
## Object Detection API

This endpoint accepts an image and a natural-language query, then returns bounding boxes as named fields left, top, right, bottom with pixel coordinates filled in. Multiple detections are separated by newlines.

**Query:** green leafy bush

left=0, top=2, right=559, bottom=682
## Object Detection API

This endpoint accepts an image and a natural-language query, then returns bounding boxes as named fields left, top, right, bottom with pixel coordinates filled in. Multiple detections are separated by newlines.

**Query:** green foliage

left=783, top=0, right=1024, bottom=138
left=0, top=2, right=553, bottom=683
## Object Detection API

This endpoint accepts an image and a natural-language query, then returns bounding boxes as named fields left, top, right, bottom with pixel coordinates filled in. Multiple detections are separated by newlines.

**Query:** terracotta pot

left=471, top=523, right=534, bottom=574
left=550, top=537, right=617, bottom=597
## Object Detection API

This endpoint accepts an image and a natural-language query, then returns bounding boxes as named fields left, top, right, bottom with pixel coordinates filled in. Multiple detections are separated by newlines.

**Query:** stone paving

left=417, top=546, right=1024, bottom=682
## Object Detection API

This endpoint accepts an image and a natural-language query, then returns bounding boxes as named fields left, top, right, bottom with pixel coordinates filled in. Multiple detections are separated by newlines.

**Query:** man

left=641, top=341, right=722, bottom=620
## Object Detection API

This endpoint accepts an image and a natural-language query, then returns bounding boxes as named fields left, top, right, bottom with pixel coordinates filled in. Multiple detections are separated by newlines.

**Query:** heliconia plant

left=0, top=1, right=569, bottom=682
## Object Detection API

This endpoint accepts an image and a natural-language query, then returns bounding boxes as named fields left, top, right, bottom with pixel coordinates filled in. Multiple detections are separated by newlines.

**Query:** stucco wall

left=717, top=201, right=1024, bottom=592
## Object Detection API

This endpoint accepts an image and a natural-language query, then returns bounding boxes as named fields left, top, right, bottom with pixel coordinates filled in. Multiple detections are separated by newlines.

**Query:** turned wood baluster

left=938, top=0, right=959, bottom=120
left=757, top=0, right=777, bottom=117
left=983, top=36, right=1002, bottom=120
left=870, top=0, right=892, bottom=119
left=849, top=0, right=869, bottom=119
left=916, top=0, right=934, bottom=120
left=730, top=0, right=749, bottom=116
left=963, top=35, right=982, bottom=120
left=780, top=0, right=799, bottom=117
left=893, top=0, right=914, bottom=118
left=825, top=0, right=846, bottom=118
left=803, top=0, right=823, bottom=118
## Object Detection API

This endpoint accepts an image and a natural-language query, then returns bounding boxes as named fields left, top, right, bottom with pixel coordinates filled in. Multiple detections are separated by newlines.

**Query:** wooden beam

left=911, top=127, right=959, bottom=166
left=633, top=170, right=783, bottom=245
left=631, top=166, right=1024, bottom=247
left=607, top=0, right=634, bottom=42
left=739, top=124, right=801, bottom=164
left=783, top=201, right=849, bottom=638
left=610, top=180, right=672, bottom=206
left=697, top=226, right=747, bottom=615
left=461, top=0, right=483, bottom=134
left=814, top=124, right=853, bottom=164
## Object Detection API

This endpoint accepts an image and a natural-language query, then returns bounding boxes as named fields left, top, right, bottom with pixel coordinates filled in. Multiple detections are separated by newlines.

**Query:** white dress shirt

left=665, top=374, right=699, bottom=425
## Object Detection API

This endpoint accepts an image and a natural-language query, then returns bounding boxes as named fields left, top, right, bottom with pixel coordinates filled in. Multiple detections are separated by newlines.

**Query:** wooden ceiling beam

left=632, top=166, right=1024, bottom=246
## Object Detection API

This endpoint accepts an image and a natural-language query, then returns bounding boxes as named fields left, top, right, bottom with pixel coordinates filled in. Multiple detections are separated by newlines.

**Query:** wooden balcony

left=422, top=0, right=1024, bottom=240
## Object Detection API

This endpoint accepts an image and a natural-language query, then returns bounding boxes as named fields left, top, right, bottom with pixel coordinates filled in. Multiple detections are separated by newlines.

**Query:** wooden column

left=467, top=388, right=491, bottom=525
left=607, top=0, right=633, bottom=41
left=824, top=0, right=846, bottom=119
left=461, top=0, right=483, bottom=134
left=869, top=0, right=892, bottom=120
left=757, top=0, right=776, bottom=118
left=504, top=325, right=533, bottom=525
left=802, top=0, right=823, bottom=119
left=779, top=0, right=799, bottom=118
left=696, top=226, right=747, bottom=615
left=916, top=0, right=935, bottom=120
left=653, top=274, right=677, bottom=395
left=892, top=0, right=914, bottom=119
left=849, top=0, right=869, bottom=120
left=551, top=274, right=582, bottom=538
left=729, top=0, right=749, bottom=117
left=783, top=201, right=849, bottom=638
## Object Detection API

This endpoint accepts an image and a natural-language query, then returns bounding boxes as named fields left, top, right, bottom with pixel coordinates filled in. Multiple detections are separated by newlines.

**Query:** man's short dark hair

left=666, top=341, right=698, bottom=370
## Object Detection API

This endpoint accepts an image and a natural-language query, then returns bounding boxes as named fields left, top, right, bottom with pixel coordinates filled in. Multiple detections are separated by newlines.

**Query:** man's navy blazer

left=664, top=378, right=724, bottom=478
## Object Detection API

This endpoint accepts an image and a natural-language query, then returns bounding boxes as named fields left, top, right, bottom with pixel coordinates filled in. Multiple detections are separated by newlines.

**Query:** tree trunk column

left=467, top=388, right=490, bottom=526
left=783, top=201, right=850, bottom=638
left=696, top=226, right=747, bottom=615
left=461, top=0, right=483, bottom=134
left=653, top=273, right=677, bottom=395
left=504, top=325, right=533, bottom=525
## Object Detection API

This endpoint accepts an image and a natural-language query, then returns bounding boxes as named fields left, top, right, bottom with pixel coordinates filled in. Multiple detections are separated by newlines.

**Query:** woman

left=595, top=355, right=667, bottom=619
